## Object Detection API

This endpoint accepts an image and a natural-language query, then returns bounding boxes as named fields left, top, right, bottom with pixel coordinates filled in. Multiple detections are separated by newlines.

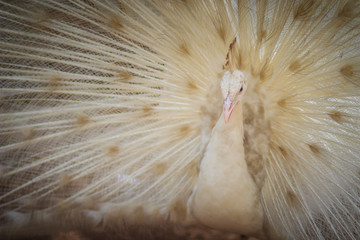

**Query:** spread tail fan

left=1, top=0, right=359, bottom=239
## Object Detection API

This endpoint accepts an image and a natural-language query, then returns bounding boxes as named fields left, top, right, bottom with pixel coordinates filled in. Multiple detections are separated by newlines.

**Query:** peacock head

left=220, top=70, right=247, bottom=123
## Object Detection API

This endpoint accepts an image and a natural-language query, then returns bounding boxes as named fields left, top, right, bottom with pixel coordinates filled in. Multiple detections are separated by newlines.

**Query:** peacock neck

left=221, top=100, right=244, bottom=145
left=189, top=98, right=264, bottom=235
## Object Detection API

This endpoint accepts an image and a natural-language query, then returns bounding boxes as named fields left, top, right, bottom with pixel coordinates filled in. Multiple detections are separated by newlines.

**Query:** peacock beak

left=223, top=94, right=235, bottom=123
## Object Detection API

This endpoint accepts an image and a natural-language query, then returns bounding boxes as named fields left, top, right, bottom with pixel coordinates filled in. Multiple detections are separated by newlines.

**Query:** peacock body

left=0, top=0, right=359, bottom=239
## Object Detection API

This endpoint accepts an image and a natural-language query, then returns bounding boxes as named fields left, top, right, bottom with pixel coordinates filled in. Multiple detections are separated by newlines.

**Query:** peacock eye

left=239, top=87, right=243, bottom=92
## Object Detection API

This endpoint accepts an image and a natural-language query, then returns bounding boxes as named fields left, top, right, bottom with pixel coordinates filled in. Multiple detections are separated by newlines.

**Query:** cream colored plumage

left=189, top=70, right=264, bottom=237
left=0, top=0, right=359, bottom=239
